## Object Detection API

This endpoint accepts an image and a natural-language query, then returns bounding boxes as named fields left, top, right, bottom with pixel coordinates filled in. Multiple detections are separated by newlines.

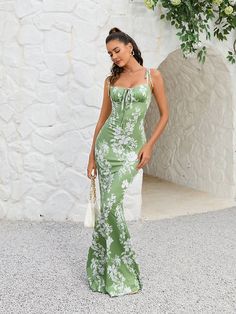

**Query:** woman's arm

left=147, top=68, right=169, bottom=148
left=89, top=76, right=112, bottom=159
left=136, top=68, right=169, bottom=170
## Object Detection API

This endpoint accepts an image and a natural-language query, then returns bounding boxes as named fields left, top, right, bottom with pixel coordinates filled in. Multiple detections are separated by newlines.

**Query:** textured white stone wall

left=0, top=0, right=145, bottom=222
left=0, top=0, right=235, bottom=222
left=144, top=47, right=235, bottom=198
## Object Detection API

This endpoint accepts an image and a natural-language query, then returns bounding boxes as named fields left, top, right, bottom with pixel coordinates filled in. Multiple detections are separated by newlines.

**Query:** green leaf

left=143, top=0, right=236, bottom=66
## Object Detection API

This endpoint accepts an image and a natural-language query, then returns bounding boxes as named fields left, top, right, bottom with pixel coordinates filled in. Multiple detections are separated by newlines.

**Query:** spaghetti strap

left=146, top=68, right=153, bottom=91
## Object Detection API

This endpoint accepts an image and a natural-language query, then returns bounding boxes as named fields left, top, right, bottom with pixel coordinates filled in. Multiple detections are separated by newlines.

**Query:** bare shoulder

left=150, top=68, right=164, bottom=90
left=105, top=74, right=112, bottom=82
left=104, top=75, right=112, bottom=88
left=150, top=68, right=163, bottom=81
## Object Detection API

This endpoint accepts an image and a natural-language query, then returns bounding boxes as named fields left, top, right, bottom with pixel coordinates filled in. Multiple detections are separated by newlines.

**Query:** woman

left=86, top=27, right=169, bottom=297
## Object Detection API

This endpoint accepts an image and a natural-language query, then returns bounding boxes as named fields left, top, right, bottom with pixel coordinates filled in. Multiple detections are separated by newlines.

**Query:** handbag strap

left=90, top=176, right=96, bottom=202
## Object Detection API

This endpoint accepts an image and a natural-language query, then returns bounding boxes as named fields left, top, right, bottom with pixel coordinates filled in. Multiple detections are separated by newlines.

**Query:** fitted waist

left=96, top=116, right=146, bottom=145
left=106, top=113, right=145, bottom=129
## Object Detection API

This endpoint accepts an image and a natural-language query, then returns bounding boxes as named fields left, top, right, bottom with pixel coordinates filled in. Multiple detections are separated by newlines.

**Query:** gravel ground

left=0, top=206, right=236, bottom=314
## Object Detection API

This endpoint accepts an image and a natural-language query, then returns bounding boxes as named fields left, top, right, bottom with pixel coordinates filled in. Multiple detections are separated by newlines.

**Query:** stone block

left=42, top=190, right=74, bottom=221
left=72, top=62, right=93, bottom=87
left=31, top=132, right=53, bottom=154
left=24, top=152, right=45, bottom=172
left=23, top=196, right=42, bottom=220
left=56, top=75, right=68, bottom=92
left=15, top=0, right=41, bottom=18
left=44, top=29, right=71, bottom=53
left=18, top=24, right=43, bottom=45
left=36, top=82, right=57, bottom=103
left=26, top=103, right=57, bottom=127
left=54, top=131, right=81, bottom=166
left=43, top=161, right=60, bottom=185
left=61, top=168, right=88, bottom=198
left=0, top=182, right=11, bottom=201
left=24, top=46, right=44, bottom=67
left=39, top=69, right=56, bottom=83
left=8, top=151, right=23, bottom=174
left=0, top=201, right=6, bottom=218
left=44, top=54, right=70, bottom=75
left=28, top=182, right=56, bottom=202
left=43, top=0, right=76, bottom=12
left=1, top=121, right=17, bottom=140
left=0, top=104, right=14, bottom=122
left=72, top=20, right=98, bottom=42
left=11, top=175, right=33, bottom=201
left=72, top=41, right=96, bottom=64
left=9, top=90, right=35, bottom=113
left=3, top=44, right=22, bottom=67
left=2, top=18, right=19, bottom=42
left=17, top=118, right=33, bottom=139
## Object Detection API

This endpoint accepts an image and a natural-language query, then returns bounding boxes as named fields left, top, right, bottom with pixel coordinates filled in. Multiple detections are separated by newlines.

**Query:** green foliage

left=143, top=0, right=236, bottom=64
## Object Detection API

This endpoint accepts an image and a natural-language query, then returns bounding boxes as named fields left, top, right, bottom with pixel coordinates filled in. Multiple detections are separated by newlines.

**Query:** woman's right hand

left=87, top=154, right=97, bottom=179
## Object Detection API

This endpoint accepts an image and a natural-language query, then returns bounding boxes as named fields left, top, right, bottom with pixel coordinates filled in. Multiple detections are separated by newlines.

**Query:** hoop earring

left=130, top=50, right=135, bottom=56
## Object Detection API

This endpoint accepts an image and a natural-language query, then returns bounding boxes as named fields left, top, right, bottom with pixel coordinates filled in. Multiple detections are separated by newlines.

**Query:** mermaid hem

left=87, top=277, right=143, bottom=297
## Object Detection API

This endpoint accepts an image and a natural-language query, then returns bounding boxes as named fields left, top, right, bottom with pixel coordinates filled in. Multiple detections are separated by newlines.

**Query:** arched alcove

left=144, top=46, right=234, bottom=198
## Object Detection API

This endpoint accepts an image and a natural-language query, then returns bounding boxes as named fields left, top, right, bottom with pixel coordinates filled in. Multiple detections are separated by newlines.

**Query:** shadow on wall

left=144, top=46, right=234, bottom=198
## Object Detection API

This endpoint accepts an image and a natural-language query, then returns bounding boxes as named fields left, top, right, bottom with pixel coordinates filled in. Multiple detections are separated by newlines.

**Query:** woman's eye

left=112, top=51, right=119, bottom=56
left=109, top=50, right=120, bottom=58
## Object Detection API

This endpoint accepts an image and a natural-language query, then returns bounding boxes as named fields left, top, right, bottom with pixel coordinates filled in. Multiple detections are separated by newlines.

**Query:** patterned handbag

left=84, top=175, right=100, bottom=228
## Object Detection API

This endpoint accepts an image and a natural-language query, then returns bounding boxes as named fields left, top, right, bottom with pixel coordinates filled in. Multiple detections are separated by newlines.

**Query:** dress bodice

left=107, top=68, right=153, bottom=130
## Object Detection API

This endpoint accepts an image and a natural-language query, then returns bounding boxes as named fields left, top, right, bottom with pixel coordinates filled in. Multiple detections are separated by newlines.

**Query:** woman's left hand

left=136, top=143, right=153, bottom=170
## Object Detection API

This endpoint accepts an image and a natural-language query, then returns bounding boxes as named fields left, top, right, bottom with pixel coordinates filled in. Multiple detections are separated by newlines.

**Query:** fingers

left=136, top=155, right=150, bottom=169
left=87, top=167, right=97, bottom=179
left=92, top=168, right=97, bottom=178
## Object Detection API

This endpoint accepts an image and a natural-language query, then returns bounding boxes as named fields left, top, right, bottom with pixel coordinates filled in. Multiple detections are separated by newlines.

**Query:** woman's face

left=107, top=39, right=132, bottom=67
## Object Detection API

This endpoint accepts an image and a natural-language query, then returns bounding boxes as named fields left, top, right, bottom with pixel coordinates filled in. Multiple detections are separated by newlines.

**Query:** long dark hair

left=105, top=27, right=143, bottom=85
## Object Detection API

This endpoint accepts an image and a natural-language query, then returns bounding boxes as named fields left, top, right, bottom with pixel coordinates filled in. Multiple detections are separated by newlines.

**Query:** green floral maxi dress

left=86, top=67, right=153, bottom=297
